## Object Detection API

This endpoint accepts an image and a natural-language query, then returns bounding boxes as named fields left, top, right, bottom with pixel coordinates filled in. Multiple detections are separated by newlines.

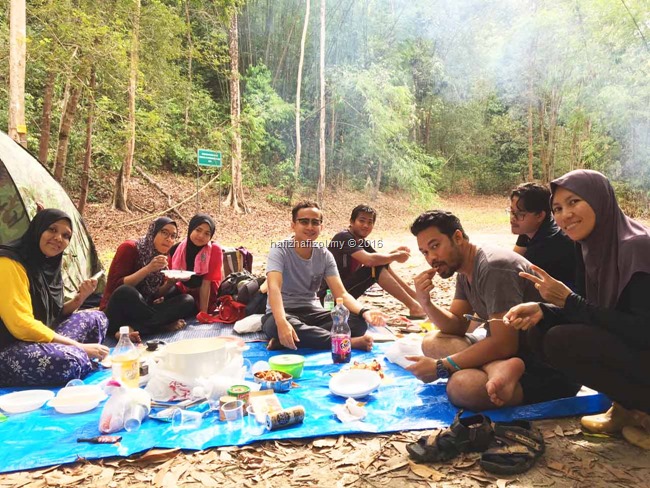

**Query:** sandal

left=407, top=411, right=494, bottom=463
left=480, top=420, right=545, bottom=475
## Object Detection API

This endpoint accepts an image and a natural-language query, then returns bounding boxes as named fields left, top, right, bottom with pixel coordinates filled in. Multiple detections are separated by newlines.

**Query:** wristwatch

left=436, top=359, right=450, bottom=379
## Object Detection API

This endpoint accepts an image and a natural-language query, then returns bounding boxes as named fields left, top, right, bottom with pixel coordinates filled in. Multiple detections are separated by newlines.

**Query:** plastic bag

left=99, top=381, right=152, bottom=434
left=384, top=334, right=424, bottom=369
left=233, top=313, right=263, bottom=334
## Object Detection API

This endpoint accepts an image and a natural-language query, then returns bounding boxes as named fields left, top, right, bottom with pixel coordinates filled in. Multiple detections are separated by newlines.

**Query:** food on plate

left=255, top=370, right=290, bottom=382
left=350, top=359, right=385, bottom=379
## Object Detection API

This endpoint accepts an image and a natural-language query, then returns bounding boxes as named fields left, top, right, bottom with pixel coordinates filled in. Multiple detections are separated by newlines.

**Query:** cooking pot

left=157, top=337, right=245, bottom=378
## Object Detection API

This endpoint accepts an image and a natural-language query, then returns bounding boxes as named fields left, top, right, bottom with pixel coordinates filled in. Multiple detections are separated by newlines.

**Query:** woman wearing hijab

left=169, top=213, right=223, bottom=316
left=100, top=216, right=195, bottom=337
left=505, top=170, right=650, bottom=450
left=0, top=209, right=109, bottom=387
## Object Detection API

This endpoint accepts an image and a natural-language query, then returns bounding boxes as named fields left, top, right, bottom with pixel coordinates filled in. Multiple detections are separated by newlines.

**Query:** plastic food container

left=253, top=370, right=293, bottom=393
left=47, top=385, right=107, bottom=414
left=269, top=354, right=305, bottom=379
left=0, top=390, right=55, bottom=414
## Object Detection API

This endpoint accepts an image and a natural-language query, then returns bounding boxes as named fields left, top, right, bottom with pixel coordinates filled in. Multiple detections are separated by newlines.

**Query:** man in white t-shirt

left=263, top=200, right=385, bottom=351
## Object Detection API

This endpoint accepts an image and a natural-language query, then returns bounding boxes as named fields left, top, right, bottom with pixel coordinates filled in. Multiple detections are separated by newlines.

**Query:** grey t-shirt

left=454, top=245, right=540, bottom=320
left=266, top=238, right=339, bottom=312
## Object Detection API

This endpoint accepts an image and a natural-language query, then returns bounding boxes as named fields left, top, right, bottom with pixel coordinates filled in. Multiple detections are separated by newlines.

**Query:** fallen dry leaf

left=313, top=438, right=337, bottom=448
left=132, top=449, right=180, bottom=464
left=408, top=461, right=445, bottom=481
left=554, top=425, right=564, bottom=437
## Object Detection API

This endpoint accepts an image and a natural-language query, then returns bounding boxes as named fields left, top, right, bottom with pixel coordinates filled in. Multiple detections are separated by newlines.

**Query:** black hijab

left=0, top=209, right=72, bottom=325
left=551, top=170, right=650, bottom=307
left=135, top=216, right=176, bottom=300
left=185, top=213, right=216, bottom=271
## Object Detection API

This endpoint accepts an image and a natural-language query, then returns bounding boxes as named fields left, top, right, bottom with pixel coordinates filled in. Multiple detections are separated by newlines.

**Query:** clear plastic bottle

left=331, top=298, right=351, bottom=364
left=323, top=289, right=334, bottom=311
left=111, top=326, right=140, bottom=388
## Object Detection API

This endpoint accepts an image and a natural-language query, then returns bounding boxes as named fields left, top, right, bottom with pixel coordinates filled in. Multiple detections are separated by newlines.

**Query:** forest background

left=2, top=0, right=650, bottom=216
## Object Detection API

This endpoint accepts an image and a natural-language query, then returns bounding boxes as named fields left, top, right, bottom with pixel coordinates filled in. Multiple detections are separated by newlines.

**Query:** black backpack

left=217, top=271, right=265, bottom=304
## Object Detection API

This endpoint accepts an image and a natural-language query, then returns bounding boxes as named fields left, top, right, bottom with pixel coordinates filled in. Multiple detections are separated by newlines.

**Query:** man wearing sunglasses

left=319, top=204, right=425, bottom=319
left=262, top=201, right=385, bottom=351
left=509, top=183, right=576, bottom=291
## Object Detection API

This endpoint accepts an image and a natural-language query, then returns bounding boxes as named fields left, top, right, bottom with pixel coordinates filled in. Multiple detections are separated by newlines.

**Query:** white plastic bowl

left=161, top=270, right=195, bottom=280
left=48, top=385, right=107, bottom=414
left=329, top=369, right=381, bottom=399
left=48, top=394, right=102, bottom=414
left=0, top=390, right=55, bottom=414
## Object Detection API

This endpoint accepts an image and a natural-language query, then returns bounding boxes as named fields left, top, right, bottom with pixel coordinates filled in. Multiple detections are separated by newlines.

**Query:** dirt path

left=2, top=186, right=649, bottom=487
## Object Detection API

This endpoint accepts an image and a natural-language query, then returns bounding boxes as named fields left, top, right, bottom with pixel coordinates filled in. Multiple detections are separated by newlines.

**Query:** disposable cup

left=171, top=408, right=203, bottom=432
left=221, top=400, right=244, bottom=421
left=246, top=405, right=267, bottom=435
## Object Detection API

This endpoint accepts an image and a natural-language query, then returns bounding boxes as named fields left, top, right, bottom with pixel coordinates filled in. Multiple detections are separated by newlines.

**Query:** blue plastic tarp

left=0, top=342, right=609, bottom=473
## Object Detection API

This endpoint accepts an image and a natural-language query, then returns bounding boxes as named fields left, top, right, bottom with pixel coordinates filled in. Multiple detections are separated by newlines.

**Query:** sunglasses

left=296, top=218, right=323, bottom=226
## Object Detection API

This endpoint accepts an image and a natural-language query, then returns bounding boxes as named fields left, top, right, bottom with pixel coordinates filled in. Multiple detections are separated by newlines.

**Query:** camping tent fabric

left=0, top=131, right=104, bottom=299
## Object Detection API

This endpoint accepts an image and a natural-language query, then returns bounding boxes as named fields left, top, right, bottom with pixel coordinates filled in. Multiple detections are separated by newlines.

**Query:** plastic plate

left=0, top=390, right=55, bottom=414
left=328, top=369, right=381, bottom=399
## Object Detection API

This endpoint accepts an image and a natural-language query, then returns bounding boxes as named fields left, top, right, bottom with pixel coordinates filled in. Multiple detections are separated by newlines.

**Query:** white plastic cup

left=65, top=378, right=84, bottom=388
left=124, top=404, right=149, bottom=432
left=221, top=400, right=244, bottom=421
left=246, top=405, right=267, bottom=435
left=171, top=408, right=203, bottom=432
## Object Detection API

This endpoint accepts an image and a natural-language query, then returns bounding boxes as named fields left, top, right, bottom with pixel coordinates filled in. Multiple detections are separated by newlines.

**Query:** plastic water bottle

left=323, top=289, right=334, bottom=311
left=111, top=326, right=140, bottom=388
left=331, top=298, right=351, bottom=364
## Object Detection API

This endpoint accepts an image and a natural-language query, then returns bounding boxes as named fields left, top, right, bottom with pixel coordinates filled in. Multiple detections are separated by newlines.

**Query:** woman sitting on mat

left=505, top=169, right=650, bottom=450
left=169, top=213, right=223, bottom=318
left=100, top=216, right=195, bottom=338
left=0, top=209, right=109, bottom=387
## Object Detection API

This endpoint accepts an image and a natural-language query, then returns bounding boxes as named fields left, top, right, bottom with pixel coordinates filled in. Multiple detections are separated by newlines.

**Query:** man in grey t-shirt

left=263, top=200, right=385, bottom=351
left=404, top=210, right=579, bottom=412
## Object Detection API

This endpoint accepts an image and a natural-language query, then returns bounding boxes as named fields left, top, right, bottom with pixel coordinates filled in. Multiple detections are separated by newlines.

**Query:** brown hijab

left=551, top=169, right=650, bottom=307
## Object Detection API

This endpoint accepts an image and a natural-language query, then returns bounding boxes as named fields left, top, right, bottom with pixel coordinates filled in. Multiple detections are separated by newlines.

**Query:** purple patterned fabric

left=0, top=310, right=107, bottom=387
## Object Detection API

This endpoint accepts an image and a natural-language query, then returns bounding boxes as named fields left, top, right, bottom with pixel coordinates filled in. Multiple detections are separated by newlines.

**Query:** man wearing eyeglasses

left=262, top=201, right=385, bottom=351
left=509, top=183, right=576, bottom=290
left=319, top=204, right=425, bottom=319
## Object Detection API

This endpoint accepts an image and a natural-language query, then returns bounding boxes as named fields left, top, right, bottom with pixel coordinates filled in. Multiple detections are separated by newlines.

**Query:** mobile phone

left=90, top=270, right=105, bottom=281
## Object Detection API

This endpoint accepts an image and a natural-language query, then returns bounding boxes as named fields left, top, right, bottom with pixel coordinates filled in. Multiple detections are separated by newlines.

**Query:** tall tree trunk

left=272, top=19, right=296, bottom=87
left=316, top=0, right=326, bottom=205
left=527, top=98, right=534, bottom=181
left=294, top=0, right=310, bottom=179
left=52, top=85, right=81, bottom=182
left=113, top=0, right=141, bottom=211
left=546, top=86, right=562, bottom=182
left=184, top=0, right=193, bottom=134
left=224, top=10, right=249, bottom=214
left=8, top=0, right=27, bottom=147
left=538, top=100, right=548, bottom=183
left=38, top=71, right=56, bottom=165
left=78, top=67, right=95, bottom=215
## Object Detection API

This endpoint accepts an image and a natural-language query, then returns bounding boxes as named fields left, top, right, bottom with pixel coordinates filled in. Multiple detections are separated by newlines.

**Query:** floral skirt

left=0, top=310, right=108, bottom=387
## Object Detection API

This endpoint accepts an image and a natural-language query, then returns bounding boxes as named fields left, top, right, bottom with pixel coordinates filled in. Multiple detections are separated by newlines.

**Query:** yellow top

left=0, top=257, right=56, bottom=343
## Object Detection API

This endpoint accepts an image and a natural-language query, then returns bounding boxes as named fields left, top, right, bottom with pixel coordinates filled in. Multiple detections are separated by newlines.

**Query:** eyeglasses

left=296, top=218, right=323, bottom=226
left=159, top=229, right=178, bottom=240
left=505, top=208, right=529, bottom=221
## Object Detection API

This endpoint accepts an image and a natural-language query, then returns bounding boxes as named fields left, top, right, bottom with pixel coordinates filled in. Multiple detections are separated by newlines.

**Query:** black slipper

left=480, top=420, right=545, bottom=475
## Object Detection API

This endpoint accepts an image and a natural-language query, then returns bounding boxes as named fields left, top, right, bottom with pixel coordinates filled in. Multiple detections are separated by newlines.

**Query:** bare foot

left=408, top=304, right=426, bottom=319
left=351, top=334, right=374, bottom=351
left=163, top=319, right=186, bottom=332
left=267, top=337, right=284, bottom=351
left=485, top=357, right=525, bottom=407
left=114, top=327, right=141, bottom=343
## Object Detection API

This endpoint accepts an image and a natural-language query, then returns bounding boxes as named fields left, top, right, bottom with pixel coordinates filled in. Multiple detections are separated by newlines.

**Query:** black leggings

left=527, top=323, right=650, bottom=413
left=104, top=285, right=195, bottom=336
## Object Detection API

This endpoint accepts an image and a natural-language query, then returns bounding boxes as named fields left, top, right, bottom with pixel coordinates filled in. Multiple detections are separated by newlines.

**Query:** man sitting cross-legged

left=405, top=210, right=580, bottom=410
left=263, top=200, right=385, bottom=351
left=319, top=204, right=425, bottom=319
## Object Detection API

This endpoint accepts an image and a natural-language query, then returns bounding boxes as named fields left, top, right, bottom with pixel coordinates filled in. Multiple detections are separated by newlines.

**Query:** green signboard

left=197, top=149, right=222, bottom=167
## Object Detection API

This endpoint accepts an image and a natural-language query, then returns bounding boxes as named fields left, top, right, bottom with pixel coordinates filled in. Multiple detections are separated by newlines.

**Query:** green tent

left=0, top=130, right=104, bottom=300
